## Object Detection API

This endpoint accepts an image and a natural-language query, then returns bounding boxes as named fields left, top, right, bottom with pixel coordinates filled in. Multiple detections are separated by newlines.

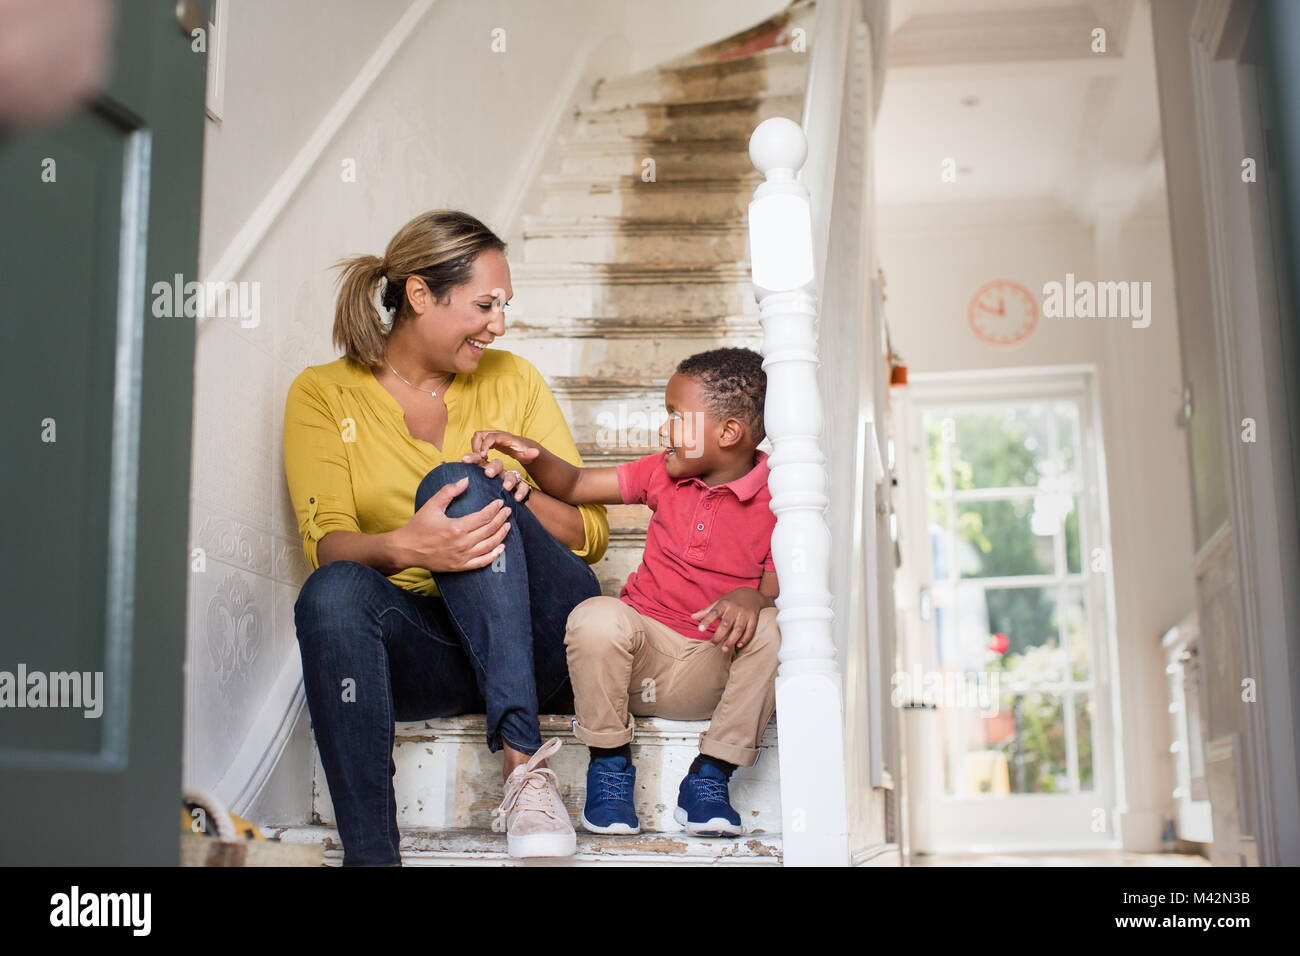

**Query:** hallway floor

left=908, top=850, right=1212, bottom=866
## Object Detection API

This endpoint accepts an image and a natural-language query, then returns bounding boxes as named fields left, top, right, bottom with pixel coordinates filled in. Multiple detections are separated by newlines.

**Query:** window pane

left=983, top=586, right=1067, bottom=683
left=1054, top=401, right=1080, bottom=481
left=1062, top=586, right=1091, bottom=681
left=950, top=405, right=1051, bottom=490
left=1065, top=496, right=1082, bottom=573
left=1076, top=692, right=1095, bottom=792
left=1000, top=691, right=1068, bottom=793
left=956, top=498, right=1056, bottom=578
left=943, top=703, right=1010, bottom=796
left=946, top=691, right=1069, bottom=795
left=924, top=414, right=947, bottom=496
left=933, top=585, right=993, bottom=674
left=928, top=497, right=952, bottom=582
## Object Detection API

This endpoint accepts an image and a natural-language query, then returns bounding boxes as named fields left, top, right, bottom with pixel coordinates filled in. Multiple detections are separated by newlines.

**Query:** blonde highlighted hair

left=332, top=210, right=506, bottom=366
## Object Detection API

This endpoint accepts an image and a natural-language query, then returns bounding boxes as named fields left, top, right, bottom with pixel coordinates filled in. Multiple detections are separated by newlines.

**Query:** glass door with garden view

left=901, top=371, right=1117, bottom=851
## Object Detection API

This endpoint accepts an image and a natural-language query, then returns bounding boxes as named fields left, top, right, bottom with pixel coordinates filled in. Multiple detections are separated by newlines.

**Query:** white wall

left=185, top=0, right=798, bottom=825
left=880, top=194, right=1196, bottom=851
left=198, top=0, right=412, bottom=272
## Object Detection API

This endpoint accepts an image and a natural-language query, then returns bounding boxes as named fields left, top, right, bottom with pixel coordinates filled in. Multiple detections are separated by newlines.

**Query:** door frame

left=895, top=364, right=1124, bottom=852
left=0, top=0, right=206, bottom=864
left=1184, top=0, right=1300, bottom=866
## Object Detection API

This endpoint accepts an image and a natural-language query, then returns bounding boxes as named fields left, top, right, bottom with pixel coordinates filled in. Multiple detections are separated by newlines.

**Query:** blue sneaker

left=580, top=755, right=640, bottom=834
left=674, top=763, right=743, bottom=837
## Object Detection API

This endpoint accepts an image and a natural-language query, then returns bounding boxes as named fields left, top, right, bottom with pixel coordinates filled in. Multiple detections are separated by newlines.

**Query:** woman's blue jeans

left=292, top=461, right=602, bottom=866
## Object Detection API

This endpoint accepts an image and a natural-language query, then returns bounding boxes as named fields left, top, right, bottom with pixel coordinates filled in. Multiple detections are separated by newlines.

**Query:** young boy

left=462, top=347, right=779, bottom=837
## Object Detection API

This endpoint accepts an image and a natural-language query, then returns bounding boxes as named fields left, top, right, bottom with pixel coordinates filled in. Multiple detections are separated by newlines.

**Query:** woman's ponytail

left=332, top=254, right=389, bottom=367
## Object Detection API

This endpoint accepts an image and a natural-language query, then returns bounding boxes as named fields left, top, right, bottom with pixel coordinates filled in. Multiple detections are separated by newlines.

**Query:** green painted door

left=0, top=1, right=206, bottom=864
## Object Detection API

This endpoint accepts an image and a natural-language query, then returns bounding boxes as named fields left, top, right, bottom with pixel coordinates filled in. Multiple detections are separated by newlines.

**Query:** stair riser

left=312, top=721, right=780, bottom=834
left=593, top=540, right=646, bottom=596
left=541, top=187, right=752, bottom=220
left=510, top=276, right=758, bottom=319
left=578, top=100, right=800, bottom=140
left=505, top=328, right=761, bottom=380
left=595, top=52, right=806, bottom=107
left=273, top=826, right=781, bottom=866
left=551, top=386, right=666, bottom=450
left=523, top=230, right=748, bottom=265
left=559, top=148, right=757, bottom=180
left=591, top=63, right=807, bottom=110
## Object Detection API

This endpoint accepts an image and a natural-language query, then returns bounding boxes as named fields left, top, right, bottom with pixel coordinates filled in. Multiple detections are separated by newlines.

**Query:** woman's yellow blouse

left=282, top=349, right=609, bottom=597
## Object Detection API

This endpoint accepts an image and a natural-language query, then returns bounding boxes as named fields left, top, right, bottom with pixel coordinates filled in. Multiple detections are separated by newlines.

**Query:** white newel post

left=747, top=117, right=850, bottom=866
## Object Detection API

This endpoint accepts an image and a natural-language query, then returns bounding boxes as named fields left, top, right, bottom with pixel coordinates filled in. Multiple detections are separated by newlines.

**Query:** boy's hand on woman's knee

left=463, top=430, right=541, bottom=503
left=464, top=430, right=541, bottom=465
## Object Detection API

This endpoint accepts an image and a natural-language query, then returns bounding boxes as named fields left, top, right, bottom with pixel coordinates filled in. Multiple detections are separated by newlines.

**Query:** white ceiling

left=875, top=0, right=1166, bottom=225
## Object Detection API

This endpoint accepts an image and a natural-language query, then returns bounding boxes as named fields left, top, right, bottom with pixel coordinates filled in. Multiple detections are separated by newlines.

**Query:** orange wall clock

left=968, top=279, right=1039, bottom=347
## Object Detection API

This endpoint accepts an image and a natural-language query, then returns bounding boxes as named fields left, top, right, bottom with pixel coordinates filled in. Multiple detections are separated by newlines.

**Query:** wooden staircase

left=272, top=8, right=812, bottom=866
left=511, top=45, right=807, bottom=598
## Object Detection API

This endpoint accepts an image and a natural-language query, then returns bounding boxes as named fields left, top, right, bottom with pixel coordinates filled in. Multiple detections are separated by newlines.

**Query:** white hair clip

left=372, top=275, right=396, bottom=333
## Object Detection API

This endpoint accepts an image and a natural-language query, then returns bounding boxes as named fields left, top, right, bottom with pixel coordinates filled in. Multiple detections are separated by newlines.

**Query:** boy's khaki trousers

left=563, top=595, right=780, bottom=766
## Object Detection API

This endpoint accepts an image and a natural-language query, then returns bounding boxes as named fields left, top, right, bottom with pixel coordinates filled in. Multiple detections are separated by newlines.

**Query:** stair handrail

left=799, top=0, right=857, bottom=297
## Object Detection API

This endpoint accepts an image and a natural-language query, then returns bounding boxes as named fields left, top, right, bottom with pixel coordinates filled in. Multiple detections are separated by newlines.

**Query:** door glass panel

left=922, top=397, right=1097, bottom=800
left=1076, top=692, right=1095, bottom=792
left=1065, top=496, right=1082, bottom=573
left=1063, top=586, right=1091, bottom=682
left=955, top=499, right=1056, bottom=578
left=951, top=405, right=1051, bottom=489
left=984, top=586, right=1067, bottom=683
left=1002, top=691, right=1070, bottom=793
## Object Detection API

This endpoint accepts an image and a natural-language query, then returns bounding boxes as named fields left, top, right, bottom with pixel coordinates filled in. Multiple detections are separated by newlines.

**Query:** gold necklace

left=386, top=360, right=453, bottom=398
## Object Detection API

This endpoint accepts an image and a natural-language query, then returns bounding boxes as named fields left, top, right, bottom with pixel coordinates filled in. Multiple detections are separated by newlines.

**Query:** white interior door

left=895, top=368, right=1119, bottom=852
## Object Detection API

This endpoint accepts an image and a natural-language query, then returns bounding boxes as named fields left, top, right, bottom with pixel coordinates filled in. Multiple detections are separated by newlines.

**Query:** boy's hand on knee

left=692, top=588, right=769, bottom=652
left=464, top=430, right=541, bottom=465
left=462, top=431, right=543, bottom=503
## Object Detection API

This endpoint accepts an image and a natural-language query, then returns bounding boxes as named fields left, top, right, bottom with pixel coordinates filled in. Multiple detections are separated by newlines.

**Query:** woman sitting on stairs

left=283, top=209, right=607, bottom=865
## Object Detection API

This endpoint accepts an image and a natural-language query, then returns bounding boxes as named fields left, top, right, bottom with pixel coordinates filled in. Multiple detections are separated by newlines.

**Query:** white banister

left=798, top=0, right=856, bottom=296
left=749, top=116, right=850, bottom=866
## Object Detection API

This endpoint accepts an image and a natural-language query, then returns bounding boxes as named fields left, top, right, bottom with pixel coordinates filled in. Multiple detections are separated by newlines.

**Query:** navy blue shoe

left=674, top=763, right=743, bottom=837
left=580, top=755, right=640, bottom=834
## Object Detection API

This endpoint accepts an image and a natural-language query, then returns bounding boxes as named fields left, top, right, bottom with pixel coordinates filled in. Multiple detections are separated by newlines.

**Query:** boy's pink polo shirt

left=616, top=450, right=776, bottom=641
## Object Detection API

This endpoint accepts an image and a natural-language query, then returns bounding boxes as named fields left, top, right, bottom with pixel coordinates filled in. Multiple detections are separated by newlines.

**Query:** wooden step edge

left=268, top=825, right=783, bottom=865
left=393, top=713, right=778, bottom=743
left=576, top=445, right=656, bottom=466
left=540, top=172, right=762, bottom=189
left=548, top=376, right=668, bottom=396
left=510, top=261, right=751, bottom=282
left=557, top=134, right=753, bottom=152
left=595, top=69, right=806, bottom=100
left=595, top=46, right=808, bottom=90
left=522, top=217, right=749, bottom=235
left=507, top=314, right=760, bottom=338
left=585, top=85, right=806, bottom=113
left=579, top=89, right=805, bottom=118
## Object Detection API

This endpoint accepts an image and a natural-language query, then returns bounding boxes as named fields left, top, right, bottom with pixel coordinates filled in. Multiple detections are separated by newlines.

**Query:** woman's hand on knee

left=390, top=476, right=511, bottom=573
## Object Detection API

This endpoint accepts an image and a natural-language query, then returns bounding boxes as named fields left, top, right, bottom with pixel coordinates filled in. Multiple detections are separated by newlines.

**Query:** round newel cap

left=749, top=117, right=807, bottom=176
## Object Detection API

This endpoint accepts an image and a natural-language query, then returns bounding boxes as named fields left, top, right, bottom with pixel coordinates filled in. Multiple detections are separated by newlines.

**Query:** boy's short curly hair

left=675, top=347, right=767, bottom=444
